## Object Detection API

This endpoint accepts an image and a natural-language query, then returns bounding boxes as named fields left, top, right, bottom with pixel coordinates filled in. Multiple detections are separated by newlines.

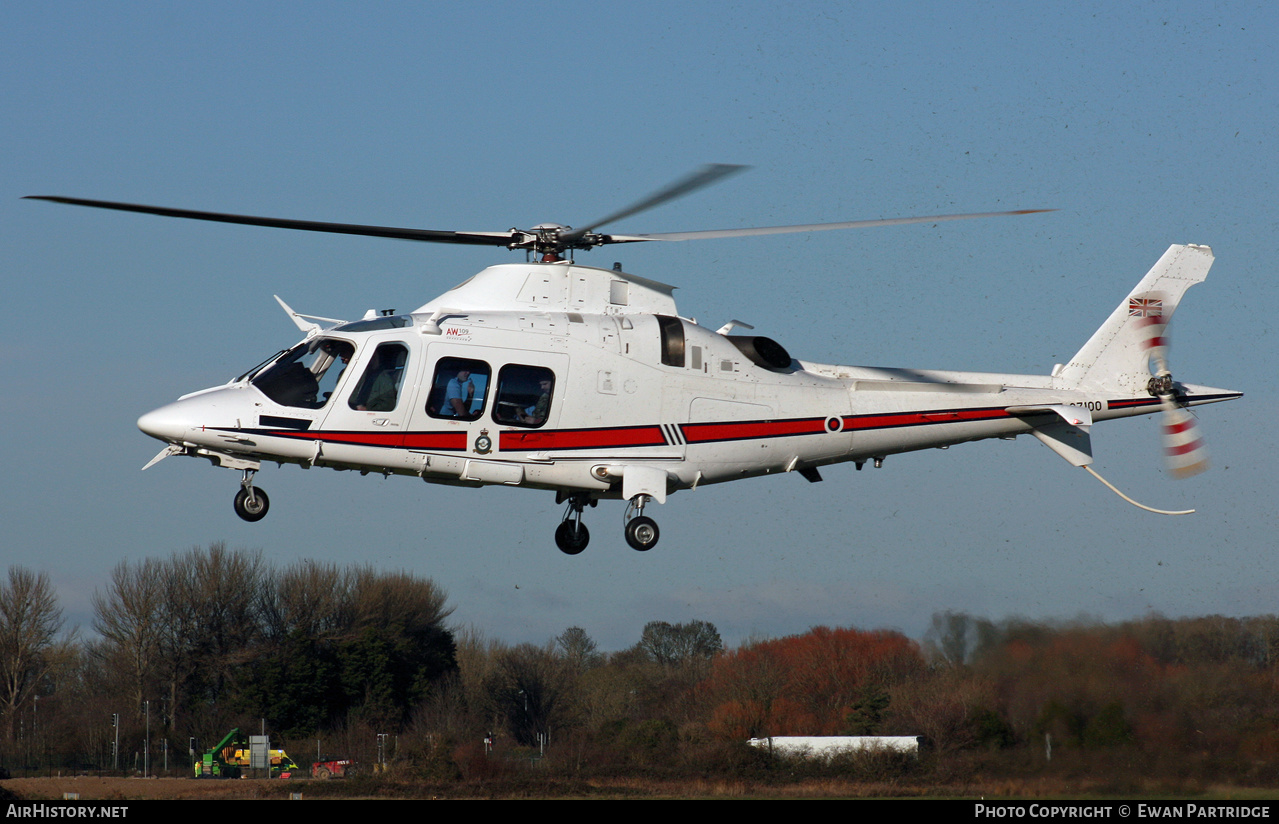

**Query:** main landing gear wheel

left=555, top=520, right=590, bottom=555
left=556, top=493, right=595, bottom=554
left=625, top=516, right=660, bottom=551
left=233, top=486, right=269, bottom=522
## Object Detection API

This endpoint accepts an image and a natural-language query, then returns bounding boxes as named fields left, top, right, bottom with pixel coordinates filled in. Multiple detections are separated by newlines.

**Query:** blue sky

left=4, top=1, right=1274, bottom=650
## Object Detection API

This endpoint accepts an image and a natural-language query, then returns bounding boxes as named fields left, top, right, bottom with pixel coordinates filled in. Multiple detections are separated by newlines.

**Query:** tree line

left=3, top=546, right=1279, bottom=784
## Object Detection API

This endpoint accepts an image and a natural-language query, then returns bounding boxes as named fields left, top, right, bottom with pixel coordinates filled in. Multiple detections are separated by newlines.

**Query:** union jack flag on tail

left=1129, top=297, right=1163, bottom=317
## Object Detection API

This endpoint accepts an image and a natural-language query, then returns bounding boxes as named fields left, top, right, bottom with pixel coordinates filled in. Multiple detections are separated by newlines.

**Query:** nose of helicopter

left=137, top=403, right=193, bottom=443
left=138, top=385, right=259, bottom=444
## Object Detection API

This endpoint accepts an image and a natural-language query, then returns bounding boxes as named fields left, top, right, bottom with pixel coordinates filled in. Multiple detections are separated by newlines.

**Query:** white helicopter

left=28, top=166, right=1240, bottom=554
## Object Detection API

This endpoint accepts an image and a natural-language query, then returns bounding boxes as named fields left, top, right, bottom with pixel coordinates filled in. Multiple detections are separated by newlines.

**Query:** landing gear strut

left=555, top=494, right=593, bottom=554
left=233, top=470, right=270, bottom=522
left=624, top=495, right=660, bottom=551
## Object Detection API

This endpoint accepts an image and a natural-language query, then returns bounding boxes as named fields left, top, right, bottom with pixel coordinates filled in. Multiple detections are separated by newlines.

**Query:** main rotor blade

left=607, top=208, right=1055, bottom=243
left=560, top=164, right=748, bottom=245
left=23, top=196, right=520, bottom=247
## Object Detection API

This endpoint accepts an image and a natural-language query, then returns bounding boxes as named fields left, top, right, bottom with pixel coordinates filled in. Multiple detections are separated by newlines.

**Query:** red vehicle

left=312, top=759, right=355, bottom=779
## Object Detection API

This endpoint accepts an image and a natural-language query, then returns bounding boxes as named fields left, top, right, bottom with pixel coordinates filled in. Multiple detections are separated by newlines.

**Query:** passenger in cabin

left=518, top=378, right=553, bottom=425
left=444, top=370, right=476, bottom=417
left=359, top=373, right=396, bottom=411
left=355, top=348, right=402, bottom=411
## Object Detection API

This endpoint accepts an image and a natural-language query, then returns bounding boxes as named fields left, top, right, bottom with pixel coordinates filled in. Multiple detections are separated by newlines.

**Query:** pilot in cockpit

left=318, top=340, right=355, bottom=404
left=321, top=340, right=354, bottom=366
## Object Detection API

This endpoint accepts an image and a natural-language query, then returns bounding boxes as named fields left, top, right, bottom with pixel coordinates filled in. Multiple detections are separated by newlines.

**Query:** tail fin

left=1055, top=244, right=1213, bottom=393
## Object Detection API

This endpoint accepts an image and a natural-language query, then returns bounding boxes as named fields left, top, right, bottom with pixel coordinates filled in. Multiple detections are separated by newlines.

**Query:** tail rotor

left=1134, top=301, right=1210, bottom=479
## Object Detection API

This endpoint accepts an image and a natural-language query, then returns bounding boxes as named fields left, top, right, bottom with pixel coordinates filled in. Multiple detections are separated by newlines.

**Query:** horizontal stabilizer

left=1028, top=421, right=1094, bottom=467
left=1007, top=404, right=1094, bottom=427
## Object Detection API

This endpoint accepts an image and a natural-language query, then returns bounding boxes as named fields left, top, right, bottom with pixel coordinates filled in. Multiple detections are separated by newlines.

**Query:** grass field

left=6, top=774, right=1279, bottom=801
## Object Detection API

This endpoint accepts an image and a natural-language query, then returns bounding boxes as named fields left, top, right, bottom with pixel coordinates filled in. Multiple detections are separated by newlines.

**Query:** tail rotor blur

left=1134, top=301, right=1210, bottom=479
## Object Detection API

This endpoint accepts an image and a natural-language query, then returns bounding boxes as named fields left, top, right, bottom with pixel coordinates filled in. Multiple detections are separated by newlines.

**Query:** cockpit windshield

left=250, top=338, right=355, bottom=409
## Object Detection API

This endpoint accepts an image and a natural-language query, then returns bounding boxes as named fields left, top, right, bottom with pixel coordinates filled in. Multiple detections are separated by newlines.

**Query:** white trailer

left=748, top=736, right=923, bottom=758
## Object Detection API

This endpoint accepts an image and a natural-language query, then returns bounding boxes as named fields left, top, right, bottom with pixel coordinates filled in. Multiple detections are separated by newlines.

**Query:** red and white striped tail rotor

left=1161, top=403, right=1209, bottom=479
left=1132, top=294, right=1210, bottom=479
left=1134, top=313, right=1170, bottom=376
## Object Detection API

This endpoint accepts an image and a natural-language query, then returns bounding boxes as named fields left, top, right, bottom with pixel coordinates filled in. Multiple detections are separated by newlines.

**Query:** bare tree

left=442, top=625, right=501, bottom=740
left=92, top=559, right=165, bottom=714
left=156, top=549, right=200, bottom=730
left=344, top=566, right=454, bottom=638
left=0, top=567, right=66, bottom=743
left=636, top=620, right=722, bottom=669
left=484, top=642, right=575, bottom=746
left=556, top=626, right=601, bottom=673
left=148, top=543, right=266, bottom=729
left=925, top=611, right=973, bottom=667
left=185, top=543, right=267, bottom=702
left=262, top=559, right=348, bottom=640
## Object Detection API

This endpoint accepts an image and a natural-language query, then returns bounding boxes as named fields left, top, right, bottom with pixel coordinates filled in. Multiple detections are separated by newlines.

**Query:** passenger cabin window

left=426, top=357, right=491, bottom=420
left=348, top=343, right=409, bottom=411
left=492, top=365, right=556, bottom=428
left=252, top=338, right=355, bottom=409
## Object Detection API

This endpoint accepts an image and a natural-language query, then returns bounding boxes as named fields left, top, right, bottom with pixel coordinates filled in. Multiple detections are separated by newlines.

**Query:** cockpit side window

left=348, top=343, right=410, bottom=411
left=492, top=365, right=556, bottom=428
left=426, top=357, right=491, bottom=420
left=252, top=338, right=355, bottom=409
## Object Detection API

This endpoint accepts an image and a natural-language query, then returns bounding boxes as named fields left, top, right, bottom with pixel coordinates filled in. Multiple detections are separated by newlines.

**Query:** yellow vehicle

left=194, top=728, right=298, bottom=779
left=228, top=748, right=299, bottom=778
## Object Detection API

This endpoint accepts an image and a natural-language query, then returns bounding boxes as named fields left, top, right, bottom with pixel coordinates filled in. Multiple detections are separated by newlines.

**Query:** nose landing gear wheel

left=555, top=520, right=590, bottom=555
left=625, top=516, right=659, bottom=551
left=233, top=487, right=270, bottom=522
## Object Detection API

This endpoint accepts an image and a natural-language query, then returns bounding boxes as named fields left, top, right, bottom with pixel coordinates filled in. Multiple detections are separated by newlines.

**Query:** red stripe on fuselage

left=681, top=418, right=827, bottom=443
left=842, top=407, right=1010, bottom=430
left=1107, top=398, right=1162, bottom=410
left=250, top=397, right=1181, bottom=456
left=500, top=425, right=668, bottom=451
left=264, top=429, right=467, bottom=450
left=402, top=432, right=469, bottom=450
